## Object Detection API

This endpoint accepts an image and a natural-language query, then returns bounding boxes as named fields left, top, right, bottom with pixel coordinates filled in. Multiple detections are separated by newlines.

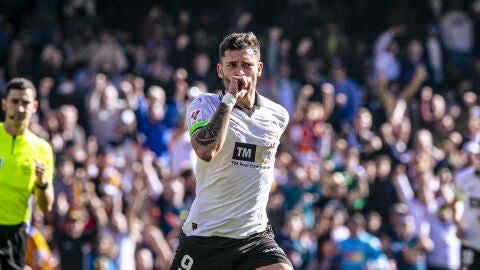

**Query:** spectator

left=453, top=142, right=480, bottom=270
left=373, top=24, right=405, bottom=83
left=25, top=210, right=55, bottom=269
left=333, top=213, right=386, bottom=270
left=325, top=58, right=362, bottom=132
left=262, top=61, right=302, bottom=119
left=393, top=165, right=439, bottom=238
left=346, top=107, right=383, bottom=159
left=440, top=0, right=475, bottom=80
left=279, top=211, right=315, bottom=270
left=135, top=248, right=155, bottom=270
left=135, top=85, right=178, bottom=161
left=423, top=24, right=444, bottom=87
left=187, top=52, right=221, bottom=92
left=85, top=74, right=137, bottom=150
left=166, top=110, right=196, bottom=176
left=426, top=204, right=461, bottom=270
left=390, top=215, right=434, bottom=270
left=365, top=154, right=400, bottom=236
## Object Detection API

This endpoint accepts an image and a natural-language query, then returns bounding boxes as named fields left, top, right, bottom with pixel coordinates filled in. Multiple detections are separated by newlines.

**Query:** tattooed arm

left=191, top=75, right=250, bottom=162
left=191, top=102, right=233, bottom=161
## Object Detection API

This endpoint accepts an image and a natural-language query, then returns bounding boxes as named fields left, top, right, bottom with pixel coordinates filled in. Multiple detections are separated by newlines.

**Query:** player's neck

left=236, top=90, right=256, bottom=109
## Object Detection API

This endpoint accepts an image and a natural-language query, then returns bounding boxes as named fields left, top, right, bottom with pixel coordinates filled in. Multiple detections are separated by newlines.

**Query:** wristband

left=221, top=92, right=237, bottom=107
left=36, top=182, right=49, bottom=190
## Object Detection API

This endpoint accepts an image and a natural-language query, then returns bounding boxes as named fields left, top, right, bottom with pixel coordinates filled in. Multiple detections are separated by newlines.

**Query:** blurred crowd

left=2, top=0, right=480, bottom=269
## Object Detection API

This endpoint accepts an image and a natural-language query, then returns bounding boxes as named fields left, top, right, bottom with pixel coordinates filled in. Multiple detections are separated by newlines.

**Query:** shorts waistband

left=0, top=223, right=26, bottom=235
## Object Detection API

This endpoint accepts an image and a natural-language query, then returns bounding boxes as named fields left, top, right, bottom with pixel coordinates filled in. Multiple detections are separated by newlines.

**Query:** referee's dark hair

left=4, top=77, right=37, bottom=99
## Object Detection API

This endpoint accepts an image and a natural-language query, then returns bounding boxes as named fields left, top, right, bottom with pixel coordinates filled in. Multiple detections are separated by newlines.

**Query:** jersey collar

left=220, top=90, right=263, bottom=117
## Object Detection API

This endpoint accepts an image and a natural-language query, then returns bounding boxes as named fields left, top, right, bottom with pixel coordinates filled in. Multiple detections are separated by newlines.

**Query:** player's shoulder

left=189, top=93, right=220, bottom=107
left=259, top=95, right=289, bottom=124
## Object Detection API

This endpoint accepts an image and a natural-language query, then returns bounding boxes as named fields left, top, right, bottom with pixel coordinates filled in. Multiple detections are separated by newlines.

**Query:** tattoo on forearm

left=194, top=103, right=230, bottom=146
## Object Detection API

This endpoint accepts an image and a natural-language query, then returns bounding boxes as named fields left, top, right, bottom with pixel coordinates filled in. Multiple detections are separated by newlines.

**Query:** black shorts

left=461, top=245, right=480, bottom=270
left=170, top=225, right=292, bottom=270
left=0, top=223, right=27, bottom=270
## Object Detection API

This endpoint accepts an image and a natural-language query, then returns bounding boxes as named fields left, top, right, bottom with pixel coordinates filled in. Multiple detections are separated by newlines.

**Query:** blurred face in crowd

left=136, top=248, right=154, bottom=270
left=354, top=108, right=373, bottom=131
left=438, top=168, right=453, bottom=184
left=395, top=216, right=415, bottom=240
left=327, top=172, right=347, bottom=198
left=431, top=94, right=446, bottom=119
left=407, top=40, right=423, bottom=63
left=58, top=104, right=78, bottom=130
left=376, top=155, right=392, bottom=179
left=163, top=178, right=185, bottom=208
left=415, top=129, right=433, bottom=150
left=67, top=209, right=88, bottom=238
left=366, top=212, right=382, bottom=234
left=193, top=53, right=211, bottom=75
left=306, top=102, right=325, bottom=123
left=98, top=234, right=116, bottom=257
left=437, top=205, right=453, bottom=223
left=331, top=66, right=346, bottom=83
left=147, top=86, right=166, bottom=123
left=2, top=87, right=38, bottom=135
left=347, top=214, right=365, bottom=237
left=468, top=115, right=480, bottom=135
left=285, top=212, right=305, bottom=236
left=363, top=160, right=377, bottom=182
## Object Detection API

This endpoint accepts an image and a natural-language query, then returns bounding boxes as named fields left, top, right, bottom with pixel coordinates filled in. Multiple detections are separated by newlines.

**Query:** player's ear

left=257, top=62, right=263, bottom=77
left=33, top=100, right=39, bottom=112
left=217, top=63, right=223, bottom=78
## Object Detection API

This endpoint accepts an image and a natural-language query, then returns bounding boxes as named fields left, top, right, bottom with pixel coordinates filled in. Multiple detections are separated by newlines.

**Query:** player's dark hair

left=219, top=32, right=260, bottom=61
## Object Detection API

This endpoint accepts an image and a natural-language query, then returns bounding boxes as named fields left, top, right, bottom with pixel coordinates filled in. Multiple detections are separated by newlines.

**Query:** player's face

left=2, top=88, right=38, bottom=131
left=217, top=48, right=263, bottom=91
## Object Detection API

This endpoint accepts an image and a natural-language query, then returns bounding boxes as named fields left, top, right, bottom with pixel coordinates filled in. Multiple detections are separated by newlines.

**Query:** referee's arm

left=34, top=159, right=54, bottom=212
left=35, top=183, right=54, bottom=212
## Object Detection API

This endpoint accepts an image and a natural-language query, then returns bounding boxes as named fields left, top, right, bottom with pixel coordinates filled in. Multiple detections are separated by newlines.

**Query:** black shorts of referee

left=0, top=223, right=27, bottom=270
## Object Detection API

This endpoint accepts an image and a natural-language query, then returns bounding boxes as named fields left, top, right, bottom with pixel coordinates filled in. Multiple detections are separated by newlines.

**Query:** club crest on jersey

left=271, top=122, right=281, bottom=139
left=189, top=108, right=203, bottom=125
left=21, top=161, right=33, bottom=175
left=273, top=128, right=280, bottom=140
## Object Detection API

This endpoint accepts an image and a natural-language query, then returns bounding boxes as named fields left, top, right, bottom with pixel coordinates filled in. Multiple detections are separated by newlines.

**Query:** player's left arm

left=34, top=145, right=55, bottom=212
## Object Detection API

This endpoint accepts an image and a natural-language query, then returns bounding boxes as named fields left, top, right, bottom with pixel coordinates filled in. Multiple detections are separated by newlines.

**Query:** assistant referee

left=0, top=77, right=54, bottom=269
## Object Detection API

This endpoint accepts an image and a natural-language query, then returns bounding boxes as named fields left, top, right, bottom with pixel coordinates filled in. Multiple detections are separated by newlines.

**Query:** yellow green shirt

left=0, top=123, right=54, bottom=225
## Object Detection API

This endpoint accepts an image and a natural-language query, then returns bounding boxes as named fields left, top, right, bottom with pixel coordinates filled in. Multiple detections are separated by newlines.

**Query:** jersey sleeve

left=38, top=139, right=54, bottom=185
left=186, top=94, right=217, bottom=136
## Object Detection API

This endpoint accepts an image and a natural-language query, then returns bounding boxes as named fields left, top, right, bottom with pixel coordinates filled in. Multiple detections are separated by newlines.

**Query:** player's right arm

left=191, top=102, right=233, bottom=162
left=189, top=76, right=247, bottom=162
